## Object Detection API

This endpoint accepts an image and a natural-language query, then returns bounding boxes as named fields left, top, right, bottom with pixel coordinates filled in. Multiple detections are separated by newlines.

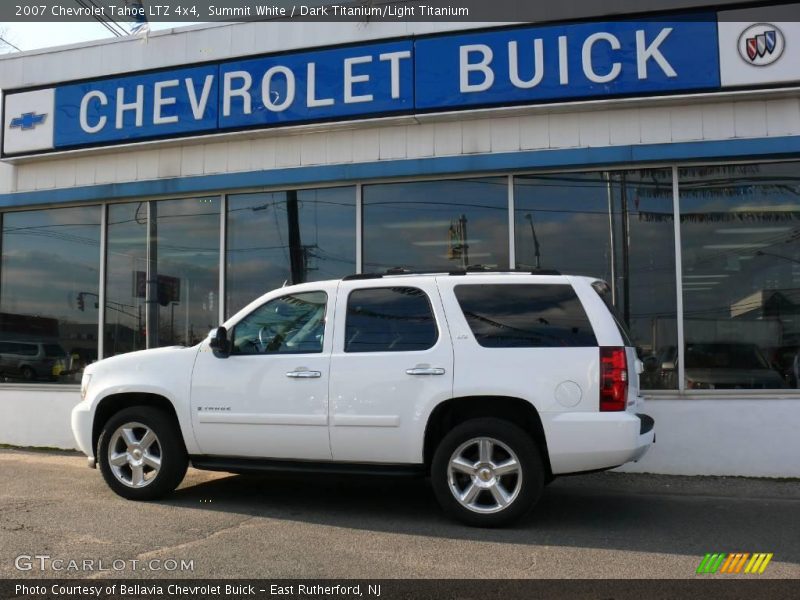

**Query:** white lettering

left=508, top=39, right=544, bottom=89
left=379, top=50, right=411, bottom=99
left=79, top=90, right=107, bottom=134
left=636, top=28, right=676, bottom=79
left=115, top=85, right=144, bottom=129
left=262, top=66, right=295, bottom=111
left=186, top=75, right=214, bottom=120
left=582, top=32, right=621, bottom=83
left=344, top=56, right=373, bottom=103
left=558, top=36, right=569, bottom=85
left=306, top=62, right=333, bottom=108
left=459, top=44, right=494, bottom=93
left=153, top=79, right=179, bottom=125
left=223, top=71, right=252, bottom=117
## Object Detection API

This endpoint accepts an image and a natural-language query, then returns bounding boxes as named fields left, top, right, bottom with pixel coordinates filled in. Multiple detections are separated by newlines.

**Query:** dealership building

left=1, top=3, right=799, bottom=476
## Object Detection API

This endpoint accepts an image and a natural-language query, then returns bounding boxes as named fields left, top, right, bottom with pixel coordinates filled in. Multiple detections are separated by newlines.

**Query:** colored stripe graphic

left=697, top=553, right=773, bottom=574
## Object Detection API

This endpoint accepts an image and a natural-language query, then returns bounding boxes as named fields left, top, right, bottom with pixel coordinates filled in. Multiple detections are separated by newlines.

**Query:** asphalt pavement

left=1, top=448, right=799, bottom=579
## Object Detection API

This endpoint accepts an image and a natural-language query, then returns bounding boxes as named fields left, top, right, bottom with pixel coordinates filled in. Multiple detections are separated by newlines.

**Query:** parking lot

left=1, top=448, right=799, bottom=579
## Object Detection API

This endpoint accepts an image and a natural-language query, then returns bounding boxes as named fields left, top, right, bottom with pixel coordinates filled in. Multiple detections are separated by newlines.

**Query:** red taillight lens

left=600, top=347, right=628, bottom=411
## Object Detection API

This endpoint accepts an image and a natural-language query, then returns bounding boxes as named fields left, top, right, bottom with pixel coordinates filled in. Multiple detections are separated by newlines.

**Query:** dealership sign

left=3, top=8, right=798, bottom=157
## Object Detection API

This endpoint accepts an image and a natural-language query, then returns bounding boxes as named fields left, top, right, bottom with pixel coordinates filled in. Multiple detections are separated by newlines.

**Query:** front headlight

left=80, top=373, right=93, bottom=401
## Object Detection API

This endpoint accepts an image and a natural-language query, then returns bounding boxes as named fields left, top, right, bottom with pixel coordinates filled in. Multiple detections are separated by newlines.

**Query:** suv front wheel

left=431, top=418, right=544, bottom=527
left=97, top=406, right=188, bottom=500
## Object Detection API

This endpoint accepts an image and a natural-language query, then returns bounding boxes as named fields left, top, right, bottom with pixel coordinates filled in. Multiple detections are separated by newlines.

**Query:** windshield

left=684, top=343, right=771, bottom=370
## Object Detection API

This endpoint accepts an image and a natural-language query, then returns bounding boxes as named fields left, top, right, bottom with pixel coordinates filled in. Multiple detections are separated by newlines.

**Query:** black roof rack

left=341, top=268, right=561, bottom=281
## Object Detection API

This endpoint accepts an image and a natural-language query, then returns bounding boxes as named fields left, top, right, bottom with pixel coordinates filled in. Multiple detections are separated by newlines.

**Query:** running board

left=190, top=455, right=426, bottom=477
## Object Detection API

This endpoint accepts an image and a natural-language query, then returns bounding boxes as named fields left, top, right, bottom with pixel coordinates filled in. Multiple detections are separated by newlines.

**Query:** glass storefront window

left=104, top=203, right=147, bottom=357
left=362, top=178, right=509, bottom=272
left=153, top=197, right=220, bottom=347
left=0, top=206, right=101, bottom=383
left=679, top=162, right=800, bottom=391
left=226, top=186, right=356, bottom=316
left=514, top=170, right=677, bottom=389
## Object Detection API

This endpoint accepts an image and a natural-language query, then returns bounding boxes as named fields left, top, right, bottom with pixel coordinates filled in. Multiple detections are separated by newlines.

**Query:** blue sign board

left=8, top=12, right=724, bottom=154
left=415, top=15, right=720, bottom=109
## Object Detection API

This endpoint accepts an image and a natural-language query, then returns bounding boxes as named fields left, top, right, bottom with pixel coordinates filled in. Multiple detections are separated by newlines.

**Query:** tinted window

left=454, top=284, right=597, bottom=348
left=345, top=287, right=438, bottom=353
left=232, top=291, right=326, bottom=355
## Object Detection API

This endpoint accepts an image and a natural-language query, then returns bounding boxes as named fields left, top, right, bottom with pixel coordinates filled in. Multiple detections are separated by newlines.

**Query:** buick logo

left=738, top=23, right=785, bottom=66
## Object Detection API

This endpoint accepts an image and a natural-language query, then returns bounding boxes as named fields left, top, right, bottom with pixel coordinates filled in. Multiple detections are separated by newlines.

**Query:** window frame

left=230, top=290, right=329, bottom=357
left=344, top=285, right=440, bottom=354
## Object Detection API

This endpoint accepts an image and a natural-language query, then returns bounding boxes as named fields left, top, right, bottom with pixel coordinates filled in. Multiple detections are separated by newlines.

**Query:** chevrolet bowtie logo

left=10, top=112, right=47, bottom=131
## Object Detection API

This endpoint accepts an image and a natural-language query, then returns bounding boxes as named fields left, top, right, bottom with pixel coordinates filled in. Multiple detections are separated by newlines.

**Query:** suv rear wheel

left=97, top=406, right=187, bottom=500
left=431, top=418, right=544, bottom=527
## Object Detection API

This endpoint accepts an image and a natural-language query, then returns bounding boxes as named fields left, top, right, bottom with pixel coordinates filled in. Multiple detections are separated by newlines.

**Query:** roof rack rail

left=341, top=267, right=561, bottom=280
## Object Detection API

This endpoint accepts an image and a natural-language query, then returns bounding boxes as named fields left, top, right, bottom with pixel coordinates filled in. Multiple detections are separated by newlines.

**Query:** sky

left=2, top=22, right=199, bottom=53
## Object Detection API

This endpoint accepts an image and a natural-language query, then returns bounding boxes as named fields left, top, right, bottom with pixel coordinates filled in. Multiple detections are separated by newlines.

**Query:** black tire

left=97, top=406, right=188, bottom=501
left=431, top=418, right=544, bottom=527
left=20, top=366, right=36, bottom=381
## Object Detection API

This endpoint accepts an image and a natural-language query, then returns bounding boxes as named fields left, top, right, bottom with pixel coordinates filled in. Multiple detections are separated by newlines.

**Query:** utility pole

left=286, top=190, right=305, bottom=285
left=525, top=213, right=541, bottom=269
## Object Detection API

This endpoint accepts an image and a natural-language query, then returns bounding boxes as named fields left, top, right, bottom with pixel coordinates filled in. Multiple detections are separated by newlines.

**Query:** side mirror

left=209, top=326, right=230, bottom=357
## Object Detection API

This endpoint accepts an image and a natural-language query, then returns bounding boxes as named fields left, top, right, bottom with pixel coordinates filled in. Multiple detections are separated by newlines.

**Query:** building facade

left=1, top=6, right=799, bottom=475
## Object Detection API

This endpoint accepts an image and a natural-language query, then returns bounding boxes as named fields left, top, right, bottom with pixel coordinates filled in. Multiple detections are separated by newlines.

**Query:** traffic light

left=77, top=293, right=85, bottom=311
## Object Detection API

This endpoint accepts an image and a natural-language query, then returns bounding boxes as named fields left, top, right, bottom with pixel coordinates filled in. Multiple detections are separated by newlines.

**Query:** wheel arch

left=423, top=396, right=552, bottom=481
left=92, top=392, right=184, bottom=456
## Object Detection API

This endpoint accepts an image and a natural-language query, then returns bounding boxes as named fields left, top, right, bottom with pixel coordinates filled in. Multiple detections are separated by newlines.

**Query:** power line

left=0, top=35, right=22, bottom=52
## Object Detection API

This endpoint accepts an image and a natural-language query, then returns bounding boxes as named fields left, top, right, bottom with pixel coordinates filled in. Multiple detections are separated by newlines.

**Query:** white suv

left=72, top=272, right=654, bottom=526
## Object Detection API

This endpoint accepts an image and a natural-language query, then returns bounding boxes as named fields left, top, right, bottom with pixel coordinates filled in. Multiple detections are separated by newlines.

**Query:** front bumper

left=70, top=400, right=94, bottom=463
left=542, top=411, right=655, bottom=475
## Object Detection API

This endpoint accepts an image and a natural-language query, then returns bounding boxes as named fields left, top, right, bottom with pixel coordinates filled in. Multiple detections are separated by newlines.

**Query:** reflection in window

left=454, top=284, right=597, bottom=348
left=105, top=203, right=147, bottom=356
left=226, top=187, right=356, bottom=316
left=154, top=198, right=220, bottom=348
left=679, top=162, right=800, bottom=390
left=514, top=170, right=677, bottom=389
left=232, top=291, right=326, bottom=355
left=0, top=206, right=101, bottom=383
left=362, top=178, right=508, bottom=272
left=345, top=287, right=437, bottom=353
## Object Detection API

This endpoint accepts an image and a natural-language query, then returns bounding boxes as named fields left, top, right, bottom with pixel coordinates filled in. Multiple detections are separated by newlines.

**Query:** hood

left=85, top=345, right=194, bottom=376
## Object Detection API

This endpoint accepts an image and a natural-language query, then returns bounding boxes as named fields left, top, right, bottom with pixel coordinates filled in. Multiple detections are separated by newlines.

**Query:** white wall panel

left=181, top=145, right=205, bottom=176
left=204, top=143, right=228, bottom=174
left=608, top=109, right=641, bottom=146
left=275, top=136, right=302, bottom=168
left=433, top=122, right=462, bottom=156
left=75, top=159, right=94, bottom=187
left=462, top=120, right=492, bottom=154
left=93, top=154, right=116, bottom=185
left=639, top=107, right=672, bottom=144
left=701, top=102, right=736, bottom=139
left=766, top=98, right=800, bottom=137
left=114, top=153, right=137, bottom=183
left=490, top=118, right=521, bottom=153
left=226, top=140, right=254, bottom=173
left=670, top=106, right=704, bottom=142
left=135, top=151, right=160, bottom=181
left=549, top=113, right=580, bottom=148
left=379, top=127, right=408, bottom=160
left=352, top=129, right=381, bottom=163
left=251, top=138, right=277, bottom=171
left=157, top=148, right=181, bottom=178
left=326, top=130, right=355, bottom=164
left=519, top=114, right=549, bottom=150
left=301, top=134, right=328, bottom=166
left=734, top=101, right=768, bottom=138
left=579, top=111, right=610, bottom=148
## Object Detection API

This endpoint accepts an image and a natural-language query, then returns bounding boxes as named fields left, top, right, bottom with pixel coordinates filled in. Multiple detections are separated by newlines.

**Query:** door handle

left=286, top=370, right=322, bottom=378
left=405, top=367, right=446, bottom=376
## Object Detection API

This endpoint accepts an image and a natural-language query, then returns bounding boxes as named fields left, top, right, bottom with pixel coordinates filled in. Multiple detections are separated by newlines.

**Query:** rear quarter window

left=454, top=283, right=598, bottom=348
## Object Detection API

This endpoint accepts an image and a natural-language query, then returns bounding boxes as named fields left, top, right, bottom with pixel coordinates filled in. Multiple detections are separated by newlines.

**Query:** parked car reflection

left=0, top=340, right=70, bottom=382
left=656, top=343, right=788, bottom=390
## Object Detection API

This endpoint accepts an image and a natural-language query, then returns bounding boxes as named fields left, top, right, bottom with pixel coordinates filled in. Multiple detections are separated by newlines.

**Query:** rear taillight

left=600, top=347, right=628, bottom=411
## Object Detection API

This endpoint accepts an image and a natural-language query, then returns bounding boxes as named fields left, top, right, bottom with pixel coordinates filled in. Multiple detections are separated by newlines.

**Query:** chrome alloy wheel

left=447, top=437, right=522, bottom=514
left=107, top=422, right=162, bottom=488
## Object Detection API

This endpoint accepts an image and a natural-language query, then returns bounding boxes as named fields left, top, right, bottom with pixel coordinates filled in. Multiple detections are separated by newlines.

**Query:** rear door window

left=345, top=287, right=438, bottom=353
left=454, top=284, right=597, bottom=348
left=590, top=280, right=634, bottom=346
